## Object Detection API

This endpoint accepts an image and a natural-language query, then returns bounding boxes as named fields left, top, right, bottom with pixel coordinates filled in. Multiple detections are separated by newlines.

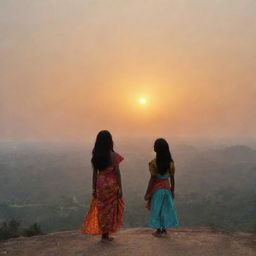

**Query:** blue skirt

left=149, top=188, right=179, bottom=229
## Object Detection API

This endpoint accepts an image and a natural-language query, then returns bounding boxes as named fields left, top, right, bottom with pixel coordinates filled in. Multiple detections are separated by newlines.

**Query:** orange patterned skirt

left=81, top=168, right=124, bottom=235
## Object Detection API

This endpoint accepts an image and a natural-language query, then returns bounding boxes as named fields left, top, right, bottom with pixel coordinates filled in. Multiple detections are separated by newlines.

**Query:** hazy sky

left=0, top=0, right=256, bottom=141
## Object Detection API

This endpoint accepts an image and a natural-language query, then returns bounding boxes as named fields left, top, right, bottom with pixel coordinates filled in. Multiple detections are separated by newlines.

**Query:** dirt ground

left=0, top=227, right=255, bottom=256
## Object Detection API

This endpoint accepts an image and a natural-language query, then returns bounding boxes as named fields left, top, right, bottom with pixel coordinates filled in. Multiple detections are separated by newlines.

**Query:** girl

left=81, top=130, right=124, bottom=241
left=144, top=138, right=179, bottom=236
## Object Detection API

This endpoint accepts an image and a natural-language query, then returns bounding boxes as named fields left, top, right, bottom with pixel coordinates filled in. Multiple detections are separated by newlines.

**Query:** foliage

left=0, top=219, right=21, bottom=240
left=0, top=142, right=255, bottom=233
left=22, top=223, right=43, bottom=237
left=0, top=219, right=44, bottom=241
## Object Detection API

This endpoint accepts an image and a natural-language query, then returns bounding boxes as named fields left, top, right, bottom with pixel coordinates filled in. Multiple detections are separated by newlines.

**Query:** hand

left=118, top=190, right=123, bottom=198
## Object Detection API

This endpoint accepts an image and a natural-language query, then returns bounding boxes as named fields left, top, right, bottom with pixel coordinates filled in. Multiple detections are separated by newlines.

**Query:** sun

left=139, top=98, right=147, bottom=104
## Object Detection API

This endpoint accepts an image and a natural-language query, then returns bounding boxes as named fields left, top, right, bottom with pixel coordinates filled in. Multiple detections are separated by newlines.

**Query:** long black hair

left=154, top=138, right=173, bottom=175
left=91, top=130, right=114, bottom=171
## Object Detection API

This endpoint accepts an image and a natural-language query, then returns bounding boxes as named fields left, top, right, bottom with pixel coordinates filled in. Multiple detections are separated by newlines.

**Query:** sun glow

left=139, top=98, right=147, bottom=104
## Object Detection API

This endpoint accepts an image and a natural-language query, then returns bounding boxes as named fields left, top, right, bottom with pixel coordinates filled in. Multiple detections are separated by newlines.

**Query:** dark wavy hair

left=154, top=138, right=173, bottom=175
left=91, top=130, right=114, bottom=171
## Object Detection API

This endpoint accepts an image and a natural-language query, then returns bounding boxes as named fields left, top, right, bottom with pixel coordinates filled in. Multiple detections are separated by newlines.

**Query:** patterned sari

left=146, top=176, right=179, bottom=229
left=146, top=177, right=171, bottom=210
left=81, top=153, right=124, bottom=235
left=146, top=159, right=179, bottom=229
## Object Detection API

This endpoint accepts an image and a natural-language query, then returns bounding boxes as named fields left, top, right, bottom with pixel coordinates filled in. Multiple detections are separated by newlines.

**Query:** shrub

left=0, top=220, right=44, bottom=240
left=22, top=223, right=43, bottom=237
left=0, top=219, right=21, bottom=240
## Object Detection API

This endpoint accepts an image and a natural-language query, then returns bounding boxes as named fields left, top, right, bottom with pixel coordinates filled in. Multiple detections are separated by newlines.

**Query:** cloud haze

left=0, top=0, right=256, bottom=141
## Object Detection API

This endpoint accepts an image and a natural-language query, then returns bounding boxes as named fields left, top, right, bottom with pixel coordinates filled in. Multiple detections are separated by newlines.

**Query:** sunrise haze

left=1, top=0, right=256, bottom=141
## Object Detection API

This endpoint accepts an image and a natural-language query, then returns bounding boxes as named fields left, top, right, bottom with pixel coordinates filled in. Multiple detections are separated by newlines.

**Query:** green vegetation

left=0, top=142, right=255, bottom=233
left=0, top=219, right=43, bottom=241
left=0, top=219, right=20, bottom=240
left=23, top=223, right=43, bottom=237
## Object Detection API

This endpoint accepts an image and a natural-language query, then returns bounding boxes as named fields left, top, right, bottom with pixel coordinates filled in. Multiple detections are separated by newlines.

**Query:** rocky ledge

left=0, top=227, right=255, bottom=256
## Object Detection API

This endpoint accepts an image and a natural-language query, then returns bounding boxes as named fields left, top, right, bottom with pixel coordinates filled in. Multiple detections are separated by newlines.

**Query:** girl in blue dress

left=144, top=138, right=179, bottom=236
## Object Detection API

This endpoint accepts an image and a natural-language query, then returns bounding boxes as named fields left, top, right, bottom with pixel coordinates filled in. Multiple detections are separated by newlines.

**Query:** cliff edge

left=0, top=227, right=255, bottom=256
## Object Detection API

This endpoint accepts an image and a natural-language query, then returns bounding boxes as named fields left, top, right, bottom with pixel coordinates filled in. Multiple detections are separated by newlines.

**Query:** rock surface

left=0, top=227, right=255, bottom=256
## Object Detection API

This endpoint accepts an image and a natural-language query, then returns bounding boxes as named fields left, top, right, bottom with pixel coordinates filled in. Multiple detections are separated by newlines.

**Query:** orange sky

left=0, top=0, right=256, bottom=141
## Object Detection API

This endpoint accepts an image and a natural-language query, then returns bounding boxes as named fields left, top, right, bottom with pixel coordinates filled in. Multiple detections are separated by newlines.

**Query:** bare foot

left=101, top=233, right=114, bottom=242
left=101, top=236, right=114, bottom=242
left=161, top=229, right=168, bottom=236
left=152, top=231, right=162, bottom=237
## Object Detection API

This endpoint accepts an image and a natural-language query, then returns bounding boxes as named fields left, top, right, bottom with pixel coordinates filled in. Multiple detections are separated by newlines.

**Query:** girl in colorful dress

left=144, top=138, right=179, bottom=237
left=81, top=130, right=124, bottom=241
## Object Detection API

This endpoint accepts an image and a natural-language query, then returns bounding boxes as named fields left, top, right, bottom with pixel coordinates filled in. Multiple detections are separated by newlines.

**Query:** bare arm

left=170, top=175, right=175, bottom=199
left=144, top=176, right=154, bottom=200
left=92, top=165, right=97, bottom=197
left=115, top=165, right=123, bottom=198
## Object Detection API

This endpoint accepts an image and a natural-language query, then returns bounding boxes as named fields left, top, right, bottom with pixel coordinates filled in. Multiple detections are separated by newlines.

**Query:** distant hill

left=221, top=145, right=256, bottom=161
left=0, top=142, right=255, bottom=233
left=0, top=227, right=255, bottom=256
